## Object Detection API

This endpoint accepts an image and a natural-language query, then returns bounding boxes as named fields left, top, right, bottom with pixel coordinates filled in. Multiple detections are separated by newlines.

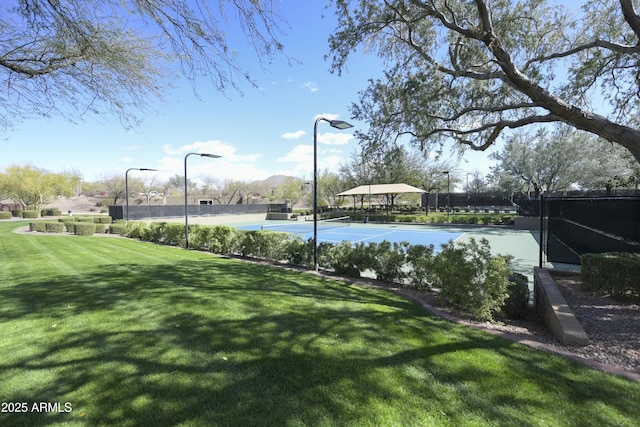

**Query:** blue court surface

left=237, top=221, right=463, bottom=248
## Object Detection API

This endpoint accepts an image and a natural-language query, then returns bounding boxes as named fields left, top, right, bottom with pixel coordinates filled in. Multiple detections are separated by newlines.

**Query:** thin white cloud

left=303, top=81, right=319, bottom=93
left=317, top=132, right=354, bottom=146
left=157, top=139, right=268, bottom=184
left=313, top=113, right=340, bottom=121
left=277, top=144, right=312, bottom=164
left=281, top=130, right=306, bottom=140
left=118, top=157, right=132, bottom=164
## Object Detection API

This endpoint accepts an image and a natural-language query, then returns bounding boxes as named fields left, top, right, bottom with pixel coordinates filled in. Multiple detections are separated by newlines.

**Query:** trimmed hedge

left=0, top=211, right=11, bottom=220
left=22, top=210, right=40, bottom=219
left=95, top=223, right=107, bottom=234
left=41, top=208, right=62, bottom=216
left=45, top=222, right=65, bottom=233
left=581, top=252, right=640, bottom=301
left=72, top=222, right=97, bottom=236
left=109, top=224, right=127, bottom=234
left=29, top=222, right=47, bottom=232
left=11, top=209, right=23, bottom=217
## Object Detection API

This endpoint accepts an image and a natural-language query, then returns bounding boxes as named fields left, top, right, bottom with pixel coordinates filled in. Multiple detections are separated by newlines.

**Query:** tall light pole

left=313, top=117, right=353, bottom=271
left=125, top=168, right=157, bottom=221
left=442, top=171, right=450, bottom=221
left=184, top=152, right=221, bottom=249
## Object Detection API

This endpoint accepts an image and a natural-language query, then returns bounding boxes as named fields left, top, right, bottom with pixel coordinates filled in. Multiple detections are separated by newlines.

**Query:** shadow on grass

left=1, top=257, right=637, bottom=425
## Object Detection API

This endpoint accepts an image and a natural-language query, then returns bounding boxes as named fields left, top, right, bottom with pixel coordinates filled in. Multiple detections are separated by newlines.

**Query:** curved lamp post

left=313, top=118, right=353, bottom=271
left=125, top=168, right=157, bottom=221
left=184, top=152, right=221, bottom=249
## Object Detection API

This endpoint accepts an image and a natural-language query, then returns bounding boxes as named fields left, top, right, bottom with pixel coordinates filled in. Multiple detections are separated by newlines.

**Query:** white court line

left=351, top=230, right=397, bottom=243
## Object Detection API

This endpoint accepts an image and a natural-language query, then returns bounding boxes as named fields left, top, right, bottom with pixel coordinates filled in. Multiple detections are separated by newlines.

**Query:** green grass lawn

left=1, top=220, right=638, bottom=426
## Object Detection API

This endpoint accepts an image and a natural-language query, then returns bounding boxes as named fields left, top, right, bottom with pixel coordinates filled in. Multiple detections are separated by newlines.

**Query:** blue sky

left=1, top=0, right=496, bottom=187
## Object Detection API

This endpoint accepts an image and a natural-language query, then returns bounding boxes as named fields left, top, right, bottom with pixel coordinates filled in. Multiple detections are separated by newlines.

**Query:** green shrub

left=432, top=237, right=511, bottom=321
left=45, top=222, right=65, bottom=233
left=406, top=244, right=435, bottom=289
left=95, top=223, right=106, bottom=233
left=369, top=241, right=410, bottom=283
left=190, top=225, right=240, bottom=253
left=124, top=221, right=149, bottom=239
left=581, top=252, right=640, bottom=300
left=22, top=210, right=39, bottom=219
left=211, top=225, right=241, bottom=254
left=501, top=272, right=530, bottom=319
left=109, top=223, right=128, bottom=235
left=41, top=208, right=62, bottom=216
left=29, top=222, right=46, bottom=232
left=73, top=222, right=96, bottom=236
left=238, top=230, right=288, bottom=261
left=0, top=211, right=11, bottom=220
left=95, top=215, right=112, bottom=224
left=282, top=236, right=311, bottom=266
left=164, top=223, right=185, bottom=246
left=11, top=209, right=23, bottom=217
left=321, top=241, right=362, bottom=277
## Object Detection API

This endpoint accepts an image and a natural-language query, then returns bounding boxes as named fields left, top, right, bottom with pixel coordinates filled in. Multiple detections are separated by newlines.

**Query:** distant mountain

left=252, top=175, right=302, bottom=187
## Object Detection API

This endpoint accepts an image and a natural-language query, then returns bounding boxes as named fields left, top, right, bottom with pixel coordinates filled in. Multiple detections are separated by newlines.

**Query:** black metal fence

left=110, top=203, right=288, bottom=220
left=542, top=196, right=640, bottom=264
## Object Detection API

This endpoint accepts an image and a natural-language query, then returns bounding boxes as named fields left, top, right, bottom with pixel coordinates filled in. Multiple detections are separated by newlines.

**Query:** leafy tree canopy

left=328, top=0, right=640, bottom=164
left=0, top=163, right=73, bottom=211
left=0, top=0, right=286, bottom=129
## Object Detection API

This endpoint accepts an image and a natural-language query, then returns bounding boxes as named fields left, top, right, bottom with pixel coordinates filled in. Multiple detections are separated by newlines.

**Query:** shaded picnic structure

left=337, top=183, right=426, bottom=211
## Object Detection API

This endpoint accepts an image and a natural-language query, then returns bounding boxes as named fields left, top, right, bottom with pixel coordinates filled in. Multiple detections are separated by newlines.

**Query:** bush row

left=123, top=221, right=529, bottom=321
left=28, top=221, right=108, bottom=235
left=581, top=252, right=640, bottom=301
left=0, top=211, right=11, bottom=220
left=349, top=213, right=515, bottom=225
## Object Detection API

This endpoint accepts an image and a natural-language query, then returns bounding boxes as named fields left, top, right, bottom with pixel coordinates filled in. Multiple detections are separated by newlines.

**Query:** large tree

left=490, top=126, right=638, bottom=196
left=329, top=0, right=640, bottom=164
left=0, top=0, right=285, bottom=129
left=0, top=164, right=72, bottom=212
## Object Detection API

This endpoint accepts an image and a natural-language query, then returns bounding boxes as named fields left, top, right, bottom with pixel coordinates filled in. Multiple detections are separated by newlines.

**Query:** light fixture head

left=329, top=120, right=353, bottom=130
left=200, top=153, right=222, bottom=158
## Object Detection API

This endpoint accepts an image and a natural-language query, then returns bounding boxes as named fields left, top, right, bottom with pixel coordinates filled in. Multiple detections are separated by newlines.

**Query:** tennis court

left=239, top=217, right=464, bottom=248
left=163, top=214, right=540, bottom=278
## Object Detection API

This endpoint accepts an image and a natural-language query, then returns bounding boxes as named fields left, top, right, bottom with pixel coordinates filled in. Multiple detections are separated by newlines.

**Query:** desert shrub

left=406, top=244, right=435, bottom=289
left=29, top=222, right=46, bottom=232
left=73, top=222, right=96, bottom=236
left=45, top=222, right=64, bottom=233
left=369, top=241, right=410, bottom=283
left=581, top=252, right=640, bottom=300
left=432, top=237, right=511, bottom=321
left=321, top=241, right=363, bottom=277
left=238, top=230, right=288, bottom=261
left=0, top=211, right=11, bottom=220
left=109, top=223, right=128, bottom=235
left=125, top=221, right=149, bottom=239
left=282, top=236, right=311, bottom=266
left=190, top=225, right=240, bottom=254
left=22, top=210, right=39, bottom=219
left=164, top=223, right=185, bottom=246
left=501, top=272, right=530, bottom=319
left=147, top=222, right=169, bottom=243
